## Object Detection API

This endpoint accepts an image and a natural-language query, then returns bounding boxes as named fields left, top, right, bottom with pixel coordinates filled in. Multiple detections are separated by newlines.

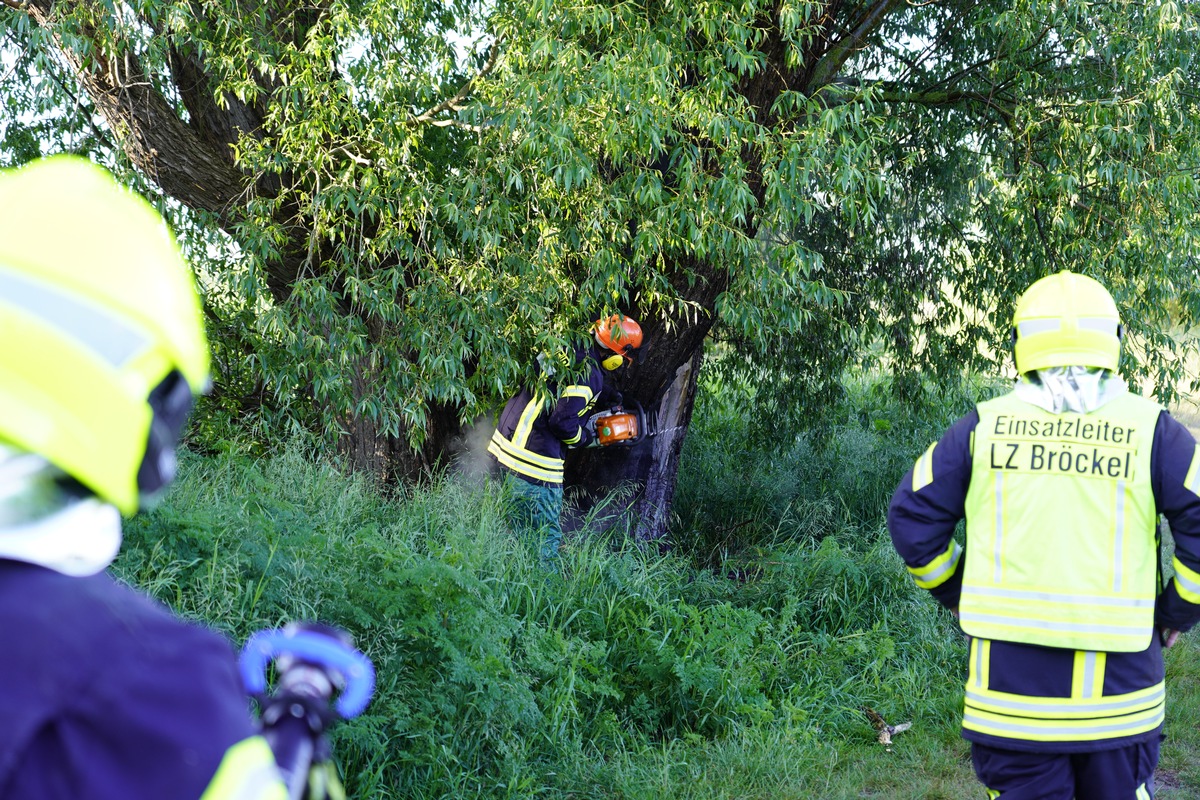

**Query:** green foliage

left=114, top=420, right=970, bottom=798
left=672, top=357, right=1001, bottom=564
left=6, top=0, right=1199, bottom=464
left=111, top=367, right=1200, bottom=797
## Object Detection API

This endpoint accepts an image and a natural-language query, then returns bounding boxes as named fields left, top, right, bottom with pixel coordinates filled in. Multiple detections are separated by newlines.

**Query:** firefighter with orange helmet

left=488, top=314, right=643, bottom=566
left=887, top=271, right=1200, bottom=799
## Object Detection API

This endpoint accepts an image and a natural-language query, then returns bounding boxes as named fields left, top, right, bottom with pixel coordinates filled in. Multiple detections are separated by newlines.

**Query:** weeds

left=111, top=369, right=1198, bottom=798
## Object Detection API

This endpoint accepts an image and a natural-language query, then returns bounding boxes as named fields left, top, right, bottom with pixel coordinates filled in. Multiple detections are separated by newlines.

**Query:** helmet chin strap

left=0, top=445, right=122, bottom=576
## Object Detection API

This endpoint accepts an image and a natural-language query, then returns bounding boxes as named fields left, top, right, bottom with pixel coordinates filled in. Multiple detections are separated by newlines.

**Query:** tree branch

left=807, top=0, right=907, bottom=88
left=411, top=34, right=502, bottom=126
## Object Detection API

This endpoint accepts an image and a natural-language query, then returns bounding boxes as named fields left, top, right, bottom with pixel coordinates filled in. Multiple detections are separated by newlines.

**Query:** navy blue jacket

left=488, top=346, right=617, bottom=487
left=888, top=405, right=1200, bottom=752
left=0, top=560, right=263, bottom=799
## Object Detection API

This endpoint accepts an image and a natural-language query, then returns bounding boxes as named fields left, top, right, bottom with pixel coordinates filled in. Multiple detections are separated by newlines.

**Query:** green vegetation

left=113, top=371, right=1200, bottom=798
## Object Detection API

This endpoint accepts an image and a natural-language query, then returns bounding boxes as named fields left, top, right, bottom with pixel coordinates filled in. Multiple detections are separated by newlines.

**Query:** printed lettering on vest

left=987, top=414, right=1136, bottom=481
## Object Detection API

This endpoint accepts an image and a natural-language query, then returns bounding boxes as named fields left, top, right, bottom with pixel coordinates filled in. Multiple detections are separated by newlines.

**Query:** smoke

left=448, top=414, right=499, bottom=485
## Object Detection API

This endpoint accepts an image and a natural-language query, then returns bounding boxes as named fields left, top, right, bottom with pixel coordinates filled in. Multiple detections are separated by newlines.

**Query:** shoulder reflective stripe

left=912, top=441, right=937, bottom=491
left=958, top=610, right=1150, bottom=635
left=1113, top=480, right=1126, bottom=593
left=961, top=586, right=1155, bottom=608
left=512, top=396, right=543, bottom=448
left=490, top=430, right=563, bottom=470
left=1185, top=443, right=1200, bottom=496
left=907, top=541, right=962, bottom=589
left=993, top=472, right=1004, bottom=582
left=199, top=736, right=285, bottom=800
left=1017, top=319, right=1062, bottom=336
left=1172, top=557, right=1200, bottom=603
left=0, top=265, right=152, bottom=368
left=487, top=440, right=564, bottom=484
left=561, top=386, right=594, bottom=403
left=1077, top=317, right=1119, bottom=335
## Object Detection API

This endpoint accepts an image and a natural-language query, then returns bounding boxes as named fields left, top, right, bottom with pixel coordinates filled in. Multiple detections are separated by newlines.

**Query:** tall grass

left=111, top=370, right=1200, bottom=798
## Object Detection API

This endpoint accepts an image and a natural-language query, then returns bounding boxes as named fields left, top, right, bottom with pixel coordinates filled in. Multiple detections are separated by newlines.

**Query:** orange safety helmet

left=593, top=314, right=643, bottom=370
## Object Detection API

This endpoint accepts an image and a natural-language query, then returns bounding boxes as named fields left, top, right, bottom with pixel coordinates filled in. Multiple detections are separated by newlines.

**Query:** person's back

left=887, top=271, right=1200, bottom=799
left=0, top=561, right=270, bottom=798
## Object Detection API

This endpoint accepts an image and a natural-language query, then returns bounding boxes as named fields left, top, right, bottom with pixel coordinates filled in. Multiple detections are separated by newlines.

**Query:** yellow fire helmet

left=1012, top=270, right=1122, bottom=374
left=0, top=156, right=210, bottom=514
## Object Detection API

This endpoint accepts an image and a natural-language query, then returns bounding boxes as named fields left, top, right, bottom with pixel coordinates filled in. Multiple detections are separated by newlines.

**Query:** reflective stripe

left=562, top=385, right=594, bottom=405
left=199, top=736, right=285, bottom=800
left=1078, top=317, right=1120, bottom=335
left=993, top=472, right=1004, bottom=582
left=966, top=681, right=1163, bottom=716
left=1072, top=651, right=1104, bottom=700
left=969, top=638, right=990, bottom=690
left=907, top=540, right=962, bottom=589
left=562, top=429, right=582, bottom=445
left=489, top=429, right=562, bottom=471
left=1185, top=443, right=1200, bottom=496
left=961, top=586, right=1154, bottom=608
left=0, top=265, right=151, bottom=368
left=958, top=609, right=1149, bottom=636
left=1172, top=557, right=1200, bottom=604
left=1113, top=480, right=1126, bottom=593
left=912, top=441, right=937, bottom=491
left=512, top=396, right=543, bottom=448
left=1136, top=783, right=1151, bottom=800
left=1017, top=318, right=1061, bottom=336
left=487, top=435, right=564, bottom=483
left=962, top=704, right=1163, bottom=741
left=1081, top=652, right=1097, bottom=699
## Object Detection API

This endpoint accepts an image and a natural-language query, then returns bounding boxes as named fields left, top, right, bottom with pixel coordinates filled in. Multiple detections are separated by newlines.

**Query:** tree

left=5, top=0, right=1198, bottom=541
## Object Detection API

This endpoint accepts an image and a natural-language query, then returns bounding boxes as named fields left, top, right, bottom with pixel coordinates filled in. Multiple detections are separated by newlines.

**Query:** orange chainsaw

left=588, top=402, right=646, bottom=447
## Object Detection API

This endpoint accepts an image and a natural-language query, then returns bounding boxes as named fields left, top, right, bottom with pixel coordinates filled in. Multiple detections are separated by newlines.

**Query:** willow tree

left=5, top=0, right=1198, bottom=540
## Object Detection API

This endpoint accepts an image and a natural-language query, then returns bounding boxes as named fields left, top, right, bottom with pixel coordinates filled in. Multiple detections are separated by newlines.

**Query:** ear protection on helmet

left=600, top=352, right=625, bottom=371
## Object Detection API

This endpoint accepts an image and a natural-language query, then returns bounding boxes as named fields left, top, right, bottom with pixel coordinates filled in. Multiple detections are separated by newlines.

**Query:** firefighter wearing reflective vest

left=0, top=157, right=287, bottom=799
left=488, top=314, right=642, bottom=566
left=888, top=271, right=1200, bottom=800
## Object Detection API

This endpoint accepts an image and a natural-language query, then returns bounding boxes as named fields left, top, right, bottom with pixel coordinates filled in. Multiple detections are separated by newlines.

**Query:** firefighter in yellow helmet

left=0, top=156, right=288, bottom=799
left=487, top=314, right=643, bottom=567
left=887, top=271, right=1200, bottom=799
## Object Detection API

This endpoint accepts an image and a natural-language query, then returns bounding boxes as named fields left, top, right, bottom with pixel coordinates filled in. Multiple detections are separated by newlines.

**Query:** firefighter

left=487, top=314, right=643, bottom=566
left=887, top=271, right=1200, bottom=800
left=0, top=156, right=287, bottom=799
